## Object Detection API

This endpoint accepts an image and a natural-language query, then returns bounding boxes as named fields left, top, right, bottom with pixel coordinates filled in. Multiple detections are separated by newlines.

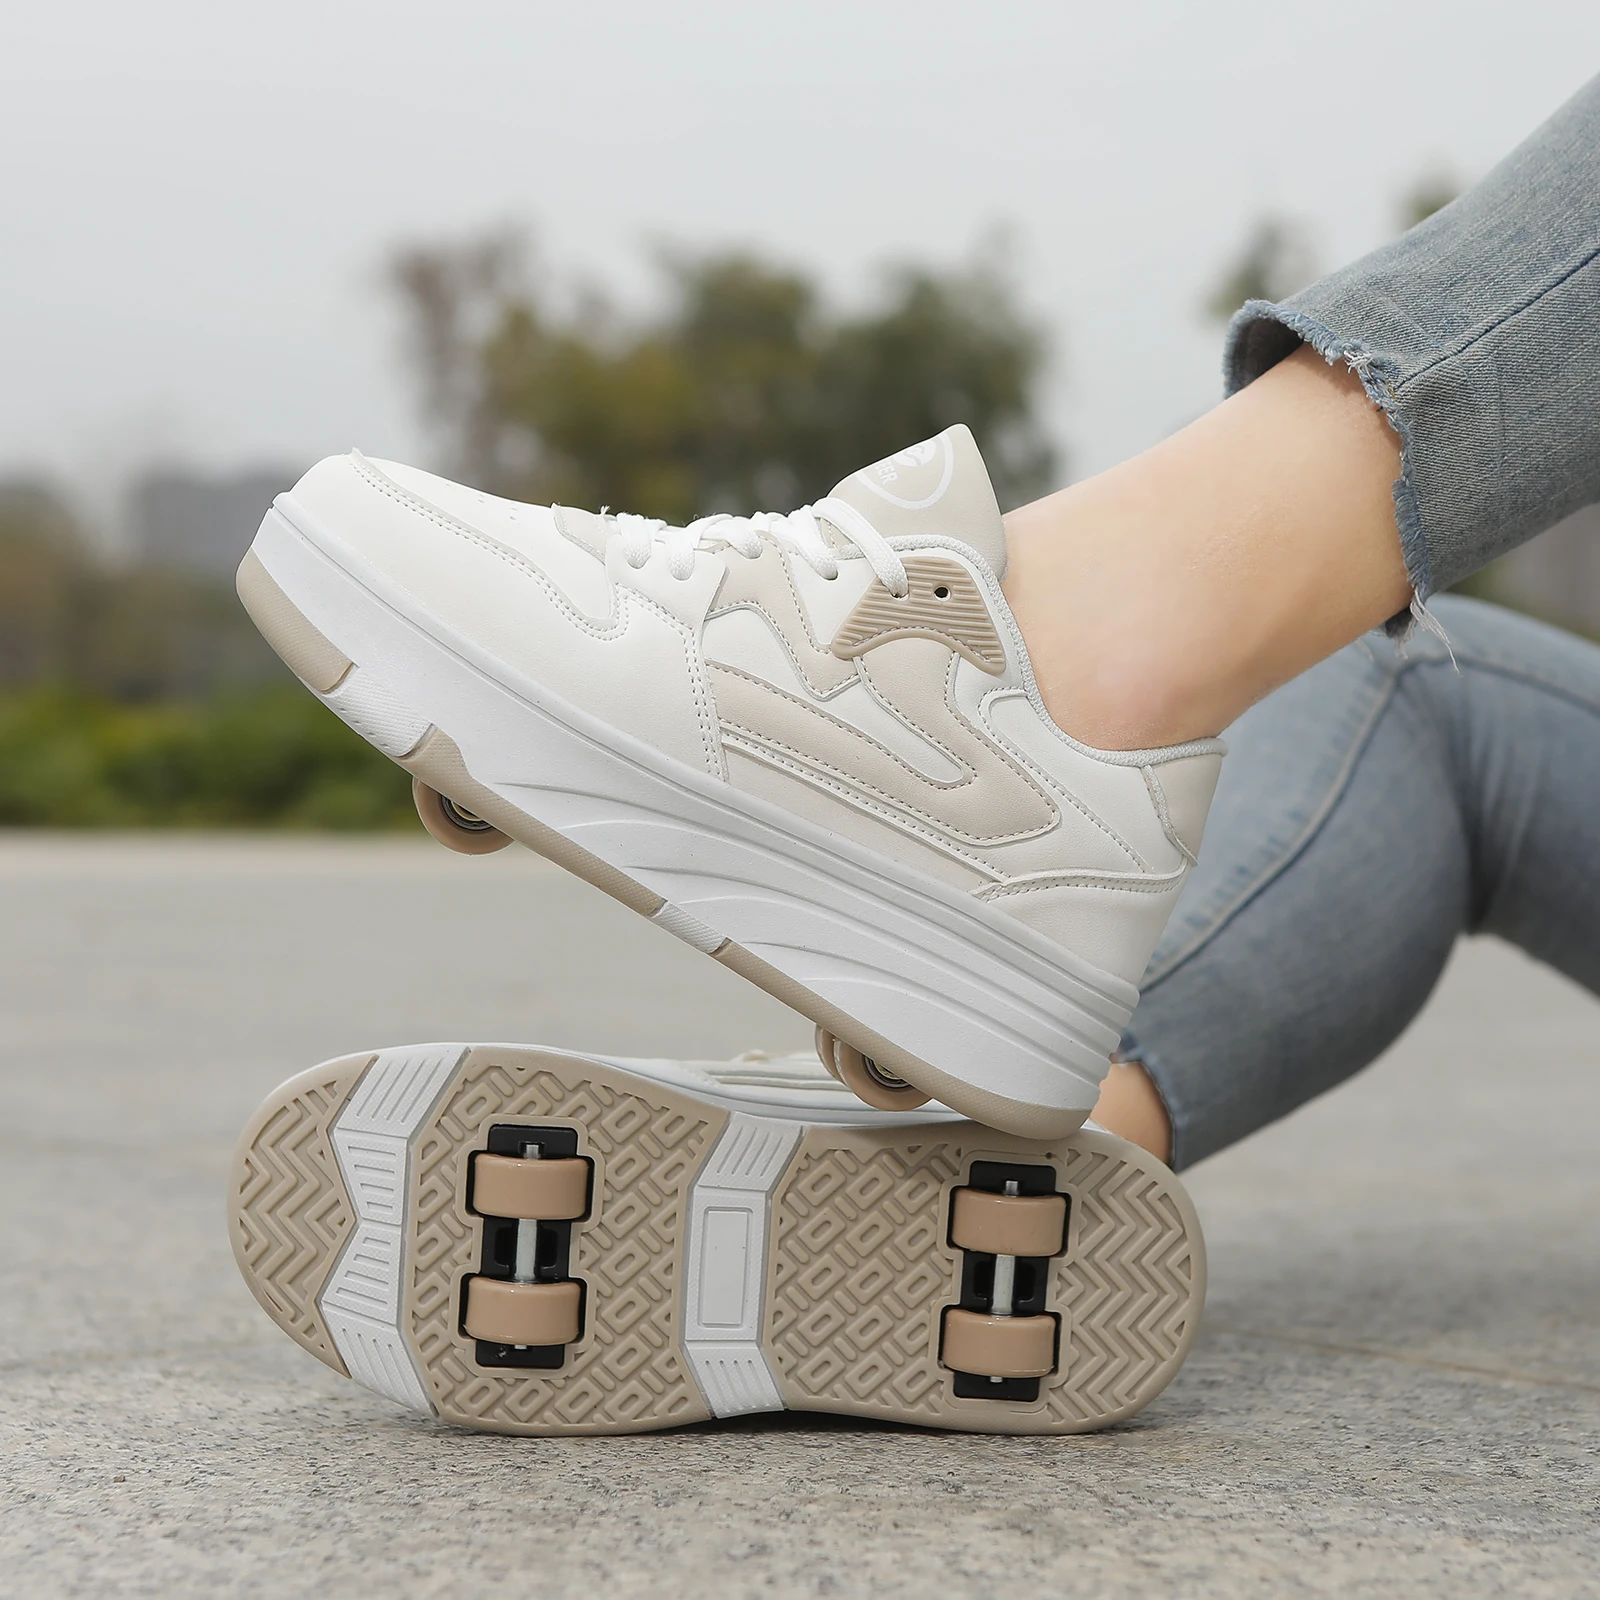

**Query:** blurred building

left=1490, top=503, right=1600, bottom=634
left=123, top=468, right=300, bottom=579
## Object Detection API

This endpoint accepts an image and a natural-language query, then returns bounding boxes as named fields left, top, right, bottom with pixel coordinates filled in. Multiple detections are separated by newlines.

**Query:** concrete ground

left=1, top=834, right=1596, bottom=1599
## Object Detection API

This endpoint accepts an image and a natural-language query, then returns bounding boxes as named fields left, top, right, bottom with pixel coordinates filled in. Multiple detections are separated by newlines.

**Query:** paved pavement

left=1, top=835, right=1596, bottom=1598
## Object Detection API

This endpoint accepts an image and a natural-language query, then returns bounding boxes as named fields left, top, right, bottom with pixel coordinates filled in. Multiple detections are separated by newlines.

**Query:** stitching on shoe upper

left=974, top=683, right=1152, bottom=872
left=975, top=866, right=1187, bottom=900
left=712, top=666, right=1066, bottom=850
left=352, top=455, right=724, bottom=776
left=720, top=733, right=1004, bottom=879
left=352, top=456, right=627, bottom=639
left=853, top=654, right=968, bottom=776
left=939, top=655, right=1144, bottom=867
left=1141, top=766, right=1199, bottom=867
left=705, top=547, right=857, bottom=700
left=710, top=659, right=976, bottom=794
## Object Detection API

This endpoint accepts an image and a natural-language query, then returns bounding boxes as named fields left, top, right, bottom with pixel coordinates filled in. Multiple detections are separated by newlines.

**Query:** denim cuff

left=1221, top=73, right=1600, bottom=605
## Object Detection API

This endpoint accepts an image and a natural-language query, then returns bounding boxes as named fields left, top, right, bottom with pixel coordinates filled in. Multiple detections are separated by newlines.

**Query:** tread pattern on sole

left=232, top=1047, right=1206, bottom=1437
left=1050, top=1142, right=1201, bottom=1426
left=406, top=1049, right=727, bottom=1435
left=768, top=1137, right=960, bottom=1420
left=228, top=1054, right=376, bottom=1375
left=766, top=1127, right=1202, bottom=1432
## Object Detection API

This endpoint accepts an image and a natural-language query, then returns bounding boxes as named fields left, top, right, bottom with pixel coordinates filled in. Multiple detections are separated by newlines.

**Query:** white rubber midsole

left=252, top=501, right=1135, bottom=1117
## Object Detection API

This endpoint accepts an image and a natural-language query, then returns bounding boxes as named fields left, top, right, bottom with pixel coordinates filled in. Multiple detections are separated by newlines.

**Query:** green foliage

left=1396, top=172, right=1460, bottom=231
left=1202, top=217, right=1318, bottom=324
left=395, top=240, right=1055, bottom=521
left=1203, top=173, right=1465, bottom=330
left=0, top=686, right=417, bottom=829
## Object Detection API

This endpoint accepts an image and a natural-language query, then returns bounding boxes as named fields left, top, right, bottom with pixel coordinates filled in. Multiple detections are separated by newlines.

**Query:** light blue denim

left=1226, top=73, right=1600, bottom=605
left=1122, top=597, right=1600, bottom=1169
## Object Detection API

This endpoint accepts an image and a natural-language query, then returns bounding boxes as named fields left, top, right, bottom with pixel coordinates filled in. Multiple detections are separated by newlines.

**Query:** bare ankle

left=1000, top=345, right=1410, bottom=751
left=1090, top=1060, right=1172, bottom=1164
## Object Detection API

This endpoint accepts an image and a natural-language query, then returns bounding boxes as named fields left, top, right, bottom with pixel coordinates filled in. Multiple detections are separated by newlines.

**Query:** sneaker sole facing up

left=229, top=1044, right=1205, bottom=1436
left=238, top=505, right=1139, bottom=1139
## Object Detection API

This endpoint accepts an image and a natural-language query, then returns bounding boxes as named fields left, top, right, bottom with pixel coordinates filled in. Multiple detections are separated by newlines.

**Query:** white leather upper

left=280, top=446, right=1223, bottom=988
left=288, top=454, right=723, bottom=776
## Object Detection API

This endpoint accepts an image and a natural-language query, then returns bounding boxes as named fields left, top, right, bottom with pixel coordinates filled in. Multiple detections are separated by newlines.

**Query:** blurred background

left=3, top=1, right=1598, bottom=829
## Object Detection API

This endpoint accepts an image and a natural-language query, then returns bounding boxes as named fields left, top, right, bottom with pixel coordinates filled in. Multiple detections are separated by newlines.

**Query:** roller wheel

left=950, top=1187, right=1067, bottom=1258
left=941, top=1308, right=1057, bottom=1379
left=814, top=1027, right=930, bottom=1112
left=413, top=778, right=511, bottom=855
left=470, top=1154, right=590, bottom=1221
left=463, top=1277, right=583, bottom=1346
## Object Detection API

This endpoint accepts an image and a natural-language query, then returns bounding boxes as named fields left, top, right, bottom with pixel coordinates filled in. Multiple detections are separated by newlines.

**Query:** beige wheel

left=470, top=1154, right=590, bottom=1220
left=463, top=1277, right=583, bottom=1346
left=413, top=778, right=512, bottom=855
left=950, top=1187, right=1067, bottom=1258
left=941, top=1308, right=1057, bottom=1379
left=814, top=1027, right=930, bottom=1112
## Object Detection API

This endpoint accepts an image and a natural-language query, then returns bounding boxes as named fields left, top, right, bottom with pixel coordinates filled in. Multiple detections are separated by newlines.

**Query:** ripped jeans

left=1121, top=597, right=1600, bottom=1168
left=1144, top=74, right=1600, bottom=1164
left=1227, top=72, right=1600, bottom=610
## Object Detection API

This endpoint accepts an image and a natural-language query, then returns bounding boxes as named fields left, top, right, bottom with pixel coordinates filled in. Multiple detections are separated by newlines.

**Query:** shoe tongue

left=826, top=424, right=1008, bottom=580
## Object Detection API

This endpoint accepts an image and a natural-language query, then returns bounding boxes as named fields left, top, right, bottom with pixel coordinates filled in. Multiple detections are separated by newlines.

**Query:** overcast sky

left=2, top=1, right=1597, bottom=527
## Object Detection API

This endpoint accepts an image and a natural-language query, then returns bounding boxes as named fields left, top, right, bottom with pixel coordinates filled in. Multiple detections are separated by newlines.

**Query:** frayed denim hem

left=1224, top=299, right=1433, bottom=634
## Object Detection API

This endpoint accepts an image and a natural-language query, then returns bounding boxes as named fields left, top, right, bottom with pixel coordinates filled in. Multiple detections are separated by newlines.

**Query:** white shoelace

left=613, top=496, right=909, bottom=597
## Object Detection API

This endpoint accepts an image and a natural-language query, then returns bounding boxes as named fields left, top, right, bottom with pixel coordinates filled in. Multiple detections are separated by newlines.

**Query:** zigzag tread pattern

left=1050, top=1142, right=1201, bottom=1425
left=766, top=1127, right=1201, bottom=1432
left=229, top=1055, right=375, bottom=1374
left=408, top=1050, right=726, bottom=1435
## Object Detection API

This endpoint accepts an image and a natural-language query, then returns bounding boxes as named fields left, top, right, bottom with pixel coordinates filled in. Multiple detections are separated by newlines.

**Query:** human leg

left=1103, top=596, right=1600, bottom=1168
left=1007, top=74, right=1600, bottom=752
left=243, top=84, right=1600, bottom=1132
left=1005, top=347, right=1408, bottom=748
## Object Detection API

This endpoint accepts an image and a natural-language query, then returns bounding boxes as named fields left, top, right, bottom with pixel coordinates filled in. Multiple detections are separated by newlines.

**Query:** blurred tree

left=0, top=482, right=276, bottom=700
left=393, top=237, right=1055, bottom=519
left=1203, top=173, right=1463, bottom=332
left=1202, top=217, right=1318, bottom=323
left=0, top=482, right=91, bottom=686
left=392, top=231, right=526, bottom=491
left=1396, top=170, right=1460, bottom=230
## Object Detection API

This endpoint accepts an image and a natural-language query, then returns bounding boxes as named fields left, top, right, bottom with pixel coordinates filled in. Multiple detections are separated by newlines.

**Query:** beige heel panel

left=237, top=548, right=353, bottom=693
left=228, top=1052, right=377, bottom=1376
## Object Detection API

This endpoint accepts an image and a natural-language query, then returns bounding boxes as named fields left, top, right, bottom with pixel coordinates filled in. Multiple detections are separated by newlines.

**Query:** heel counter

left=1144, top=750, right=1223, bottom=864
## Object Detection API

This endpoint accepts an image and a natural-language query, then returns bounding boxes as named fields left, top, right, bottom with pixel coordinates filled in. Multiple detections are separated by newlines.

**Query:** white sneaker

left=229, top=1040, right=1205, bottom=1436
left=239, top=426, right=1222, bottom=1136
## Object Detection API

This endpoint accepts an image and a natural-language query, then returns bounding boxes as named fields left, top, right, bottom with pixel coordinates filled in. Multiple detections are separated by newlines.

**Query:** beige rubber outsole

left=229, top=1044, right=1206, bottom=1437
left=237, top=550, right=1100, bottom=1140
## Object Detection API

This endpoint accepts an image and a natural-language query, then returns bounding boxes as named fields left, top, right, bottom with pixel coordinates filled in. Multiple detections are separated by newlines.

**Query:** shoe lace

left=613, top=497, right=909, bottom=597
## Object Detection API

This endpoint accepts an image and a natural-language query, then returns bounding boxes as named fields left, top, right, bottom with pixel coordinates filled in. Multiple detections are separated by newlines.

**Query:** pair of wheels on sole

left=459, top=1121, right=1071, bottom=1382
left=414, top=780, right=935, bottom=1114
left=460, top=1146, right=591, bottom=1348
